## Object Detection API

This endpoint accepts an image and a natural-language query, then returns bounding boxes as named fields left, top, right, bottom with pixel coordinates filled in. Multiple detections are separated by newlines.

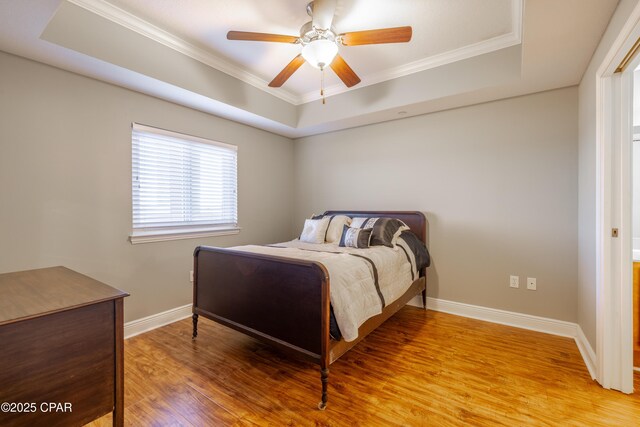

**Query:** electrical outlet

left=189, top=270, right=194, bottom=283
left=509, top=275, right=519, bottom=288
left=527, top=277, right=536, bottom=290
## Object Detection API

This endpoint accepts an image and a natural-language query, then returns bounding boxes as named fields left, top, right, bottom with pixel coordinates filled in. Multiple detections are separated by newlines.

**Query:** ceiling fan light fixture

left=302, top=39, right=338, bottom=69
left=228, top=1, right=411, bottom=91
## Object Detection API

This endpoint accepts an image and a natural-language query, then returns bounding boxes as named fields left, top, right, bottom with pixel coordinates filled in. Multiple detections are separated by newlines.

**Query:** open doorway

left=633, top=68, right=640, bottom=371
left=594, top=4, right=640, bottom=394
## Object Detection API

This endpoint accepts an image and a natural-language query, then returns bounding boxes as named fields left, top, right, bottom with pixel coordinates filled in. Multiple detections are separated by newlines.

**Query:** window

left=130, top=123, right=238, bottom=244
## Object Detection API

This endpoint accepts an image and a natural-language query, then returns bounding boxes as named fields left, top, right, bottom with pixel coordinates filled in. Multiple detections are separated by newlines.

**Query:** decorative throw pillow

left=350, top=217, right=409, bottom=248
left=339, top=225, right=372, bottom=249
left=300, top=217, right=331, bottom=244
left=325, top=215, right=352, bottom=243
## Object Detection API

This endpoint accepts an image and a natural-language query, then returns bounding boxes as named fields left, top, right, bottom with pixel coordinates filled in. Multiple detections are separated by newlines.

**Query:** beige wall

left=578, top=0, right=640, bottom=349
left=0, top=51, right=295, bottom=322
left=0, top=50, right=583, bottom=327
left=294, top=87, right=579, bottom=322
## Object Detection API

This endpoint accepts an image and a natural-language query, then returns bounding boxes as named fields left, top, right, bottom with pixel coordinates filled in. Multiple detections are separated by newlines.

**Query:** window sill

left=129, top=226, right=241, bottom=245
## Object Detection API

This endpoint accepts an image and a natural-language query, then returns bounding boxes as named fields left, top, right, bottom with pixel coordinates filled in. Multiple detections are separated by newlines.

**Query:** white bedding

left=230, top=240, right=417, bottom=342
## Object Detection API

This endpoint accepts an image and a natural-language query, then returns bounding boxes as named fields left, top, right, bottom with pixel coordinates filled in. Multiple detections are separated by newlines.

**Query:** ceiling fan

left=227, top=0, right=412, bottom=97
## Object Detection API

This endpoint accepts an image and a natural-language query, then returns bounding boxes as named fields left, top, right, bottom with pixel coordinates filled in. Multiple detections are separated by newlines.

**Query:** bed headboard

left=323, top=210, right=427, bottom=244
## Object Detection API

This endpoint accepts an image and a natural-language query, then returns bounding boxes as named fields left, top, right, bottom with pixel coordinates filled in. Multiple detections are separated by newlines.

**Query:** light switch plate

left=510, top=275, right=519, bottom=288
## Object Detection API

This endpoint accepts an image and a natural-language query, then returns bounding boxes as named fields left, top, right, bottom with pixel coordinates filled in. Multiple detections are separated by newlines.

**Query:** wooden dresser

left=0, top=267, right=129, bottom=427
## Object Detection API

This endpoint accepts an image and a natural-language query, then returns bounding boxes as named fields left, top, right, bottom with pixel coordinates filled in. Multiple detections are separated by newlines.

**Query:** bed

left=192, top=210, right=428, bottom=409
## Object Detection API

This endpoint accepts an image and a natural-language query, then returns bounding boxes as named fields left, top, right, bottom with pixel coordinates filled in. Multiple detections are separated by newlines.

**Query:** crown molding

left=299, top=32, right=522, bottom=104
left=68, top=0, right=523, bottom=107
left=67, top=0, right=300, bottom=105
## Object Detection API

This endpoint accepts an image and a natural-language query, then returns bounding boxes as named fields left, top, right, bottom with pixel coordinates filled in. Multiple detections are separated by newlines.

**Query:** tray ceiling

left=0, top=0, right=620, bottom=137
left=103, top=0, right=519, bottom=102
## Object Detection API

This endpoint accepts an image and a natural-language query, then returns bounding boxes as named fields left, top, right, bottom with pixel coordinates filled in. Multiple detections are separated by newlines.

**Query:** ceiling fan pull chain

left=320, top=67, right=324, bottom=103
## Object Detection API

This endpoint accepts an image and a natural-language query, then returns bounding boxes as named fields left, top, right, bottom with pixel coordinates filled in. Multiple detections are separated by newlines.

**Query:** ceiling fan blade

left=312, top=0, right=337, bottom=30
left=340, top=26, right=413, bottom=46
left=330, top=54, right=361, bottom=88
left=227, top=31, right=299, bottom=44
left=269, top=54, right=306, bottom=87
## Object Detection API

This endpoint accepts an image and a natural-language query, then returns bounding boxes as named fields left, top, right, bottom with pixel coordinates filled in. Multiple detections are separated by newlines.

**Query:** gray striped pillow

left=350, top=217, right=409, bottom=248
left=339, top=225, right=372, bottom=248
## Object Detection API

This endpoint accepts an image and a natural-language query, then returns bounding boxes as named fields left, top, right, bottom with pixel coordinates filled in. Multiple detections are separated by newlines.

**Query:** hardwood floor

left=88, top=307, right=640, bottom=426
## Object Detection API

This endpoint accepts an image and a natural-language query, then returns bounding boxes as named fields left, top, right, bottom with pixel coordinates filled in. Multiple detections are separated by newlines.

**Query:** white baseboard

left=575, top=325, right=597, bottom=379
left=124, top=304, right=192, bottom=339
left=424, top=297, right=596, bottom=379
left=426, top=297, right=576, bottom=337
left=122, top=298, right=598, bottom=380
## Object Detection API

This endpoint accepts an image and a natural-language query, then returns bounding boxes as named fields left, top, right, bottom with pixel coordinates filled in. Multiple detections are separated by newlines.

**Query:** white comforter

left=230, top=240, right=416, bottom=342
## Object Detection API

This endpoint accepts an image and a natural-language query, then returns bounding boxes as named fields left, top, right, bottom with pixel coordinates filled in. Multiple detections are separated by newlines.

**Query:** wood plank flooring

left=88, top=307, right=640, bottom=426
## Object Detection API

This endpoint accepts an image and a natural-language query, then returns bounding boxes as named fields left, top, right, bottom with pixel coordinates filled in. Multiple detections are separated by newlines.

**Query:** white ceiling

left=104, top=0, right=517, bottom=100
left=0, top=0, right=620, bottom=137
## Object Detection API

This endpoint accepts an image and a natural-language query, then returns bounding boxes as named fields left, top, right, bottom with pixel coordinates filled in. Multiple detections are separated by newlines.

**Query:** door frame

left=595, top=2, right=640, bottom=393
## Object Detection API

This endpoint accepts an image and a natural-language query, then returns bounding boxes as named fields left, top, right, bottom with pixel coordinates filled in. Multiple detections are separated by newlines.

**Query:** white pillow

left=325, top=215, right=352, bottom=243
left=300, top=217, right=331, bottom=244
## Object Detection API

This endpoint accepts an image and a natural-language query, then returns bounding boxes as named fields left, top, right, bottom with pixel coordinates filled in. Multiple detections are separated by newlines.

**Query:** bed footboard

left=193, top=246, right=330, bottom=359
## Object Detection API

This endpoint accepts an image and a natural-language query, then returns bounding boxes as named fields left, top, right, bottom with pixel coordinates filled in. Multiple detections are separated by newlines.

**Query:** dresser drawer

left=0, top=301, right=115, bottom=427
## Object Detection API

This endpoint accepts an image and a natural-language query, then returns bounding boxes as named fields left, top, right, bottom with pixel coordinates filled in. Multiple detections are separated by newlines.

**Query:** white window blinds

left=132, top=123, right=238, bottom=235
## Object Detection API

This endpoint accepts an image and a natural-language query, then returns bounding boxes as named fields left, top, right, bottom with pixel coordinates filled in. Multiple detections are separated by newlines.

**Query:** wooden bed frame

left=192, top=210, right=427, bottom=409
